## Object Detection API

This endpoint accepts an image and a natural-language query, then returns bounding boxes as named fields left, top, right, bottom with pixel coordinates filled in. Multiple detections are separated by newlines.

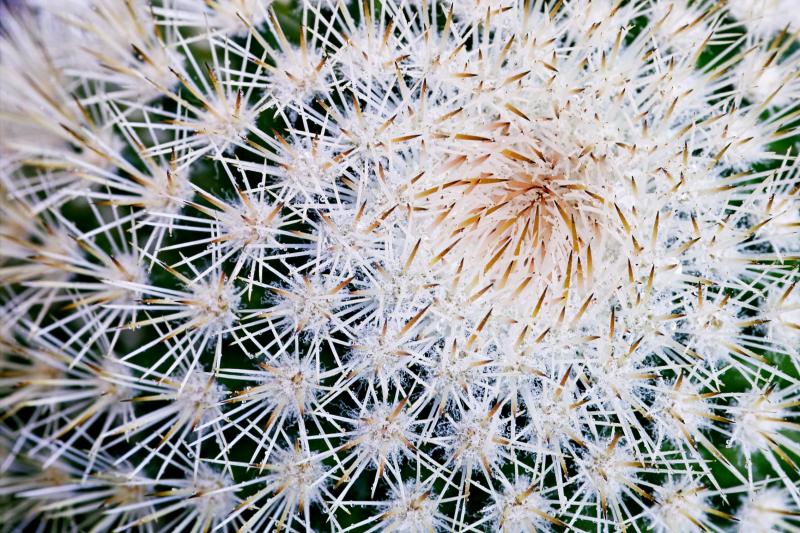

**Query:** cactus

left=1, top=1, right=798, bottom=531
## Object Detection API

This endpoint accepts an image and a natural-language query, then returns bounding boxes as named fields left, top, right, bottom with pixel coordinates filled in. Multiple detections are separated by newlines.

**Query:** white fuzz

left=376, top=483, right=445, bottom=533
left=737, top=486, right=800, bottom=533
left=484, top=477, right=563, bottom=532
left=1, top=0, right=799, bottom=531
left=726, top=0, right=800, bottom=39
